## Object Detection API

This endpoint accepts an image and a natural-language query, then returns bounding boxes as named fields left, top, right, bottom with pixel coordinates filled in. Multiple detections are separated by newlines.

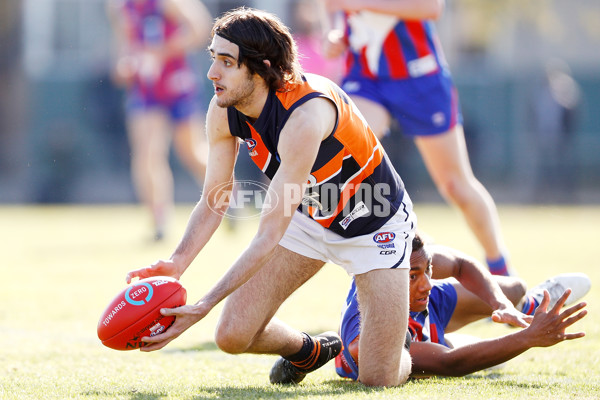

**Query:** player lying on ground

left=336, top=233, right=590, bottom=379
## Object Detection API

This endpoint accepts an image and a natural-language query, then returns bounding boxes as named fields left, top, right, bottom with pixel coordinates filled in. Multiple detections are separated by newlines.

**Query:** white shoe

left=529, top=273, right=591, bottom=309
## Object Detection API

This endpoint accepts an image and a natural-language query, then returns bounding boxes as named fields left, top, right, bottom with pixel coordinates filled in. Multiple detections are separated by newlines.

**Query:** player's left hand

left=525, top=289, right=587, bottom=347
left=491, top=304, right=533, bottom=328
left=139, top=302, right=211, bottom=351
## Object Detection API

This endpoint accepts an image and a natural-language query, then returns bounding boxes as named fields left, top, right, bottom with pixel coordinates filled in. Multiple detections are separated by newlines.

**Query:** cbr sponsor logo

left=379, top=250, right=397, bottom=255
left=125, top=282, right=154, bottom=306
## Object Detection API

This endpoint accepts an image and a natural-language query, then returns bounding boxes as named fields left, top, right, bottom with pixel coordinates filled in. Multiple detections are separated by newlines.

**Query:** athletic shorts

left=126, top=88, right=200, bottom=122
left=341, top=69, right=463, bottom=136
left=278, top=195, right=416, bottom=276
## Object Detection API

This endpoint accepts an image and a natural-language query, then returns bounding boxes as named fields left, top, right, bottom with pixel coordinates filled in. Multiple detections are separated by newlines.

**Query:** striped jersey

left=408, top=281, right=458, bottom=346
left=342, top=11, right=447, bottom=80
left=227, top=73, right=406, bottom=238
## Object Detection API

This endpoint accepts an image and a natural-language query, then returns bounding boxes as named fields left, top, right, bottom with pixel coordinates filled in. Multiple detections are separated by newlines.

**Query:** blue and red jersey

left=122, top=0, right=197, bottom=104
left=336, top=279, right=458, bottom=380
left=227, top=73, right=407, bottom=238
left=342, top=11, right=448, bottom=80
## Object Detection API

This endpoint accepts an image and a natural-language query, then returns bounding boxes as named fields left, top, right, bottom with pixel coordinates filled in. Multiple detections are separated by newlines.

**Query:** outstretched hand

left=126, top=259, right=182, bottom=284
left=140, top=302, right=211, bottom=352
left=526, top=289, right=587, bottom=347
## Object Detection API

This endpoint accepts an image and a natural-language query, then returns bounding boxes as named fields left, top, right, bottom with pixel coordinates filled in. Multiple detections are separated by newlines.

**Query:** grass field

left=1, top=204, right=599, bottom=399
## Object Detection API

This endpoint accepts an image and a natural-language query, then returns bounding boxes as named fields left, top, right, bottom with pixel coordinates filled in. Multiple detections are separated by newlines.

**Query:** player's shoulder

left=287, top=75, right=338, bottom=124
left=430, top=280, right=458, bottom=304
left=284, top=96, right=336, bottom=143
left=206, top=97, right=232, bottom=137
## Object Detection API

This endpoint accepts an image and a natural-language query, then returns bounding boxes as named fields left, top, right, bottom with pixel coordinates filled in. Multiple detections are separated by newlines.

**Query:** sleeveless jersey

left=122, top=0, right=197, bottom=102
left=227, top=73, right=406, bottom=238
left=343, top=11, right=447, bottom=80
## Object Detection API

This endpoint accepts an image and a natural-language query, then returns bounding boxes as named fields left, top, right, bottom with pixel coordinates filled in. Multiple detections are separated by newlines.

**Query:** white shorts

left=279, top=197, right=417, bottom=275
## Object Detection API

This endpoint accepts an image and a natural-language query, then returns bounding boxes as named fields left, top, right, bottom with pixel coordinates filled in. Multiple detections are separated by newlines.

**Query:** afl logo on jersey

left=245, top=138, right=257, bottom=151
left=373, top=232, right=396, bottom=244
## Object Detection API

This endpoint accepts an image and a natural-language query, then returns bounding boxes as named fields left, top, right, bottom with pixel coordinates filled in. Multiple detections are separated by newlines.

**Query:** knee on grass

left=359, top=349, right=412, bottom=387
left=214, top=322, right=254, bottom=354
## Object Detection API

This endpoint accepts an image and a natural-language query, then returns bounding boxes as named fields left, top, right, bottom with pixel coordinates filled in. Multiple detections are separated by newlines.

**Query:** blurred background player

left=528, top=58, right=581, bottom=203
left=320, top=0, right=513, bottom=275
left=336, top=233, right=590, bottom=379
left=107, top=0, right=212, bottom=240
left=290, top=0, right=345, bottom=83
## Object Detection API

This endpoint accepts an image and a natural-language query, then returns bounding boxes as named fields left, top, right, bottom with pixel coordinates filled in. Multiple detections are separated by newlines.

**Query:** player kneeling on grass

left=336, top=233, right=590, bottom=379
left=126, top=7, right=417, bottom=387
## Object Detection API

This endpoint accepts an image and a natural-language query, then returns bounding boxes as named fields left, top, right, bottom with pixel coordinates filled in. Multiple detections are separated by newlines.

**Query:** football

left=97, top=276, right=187, bottom=350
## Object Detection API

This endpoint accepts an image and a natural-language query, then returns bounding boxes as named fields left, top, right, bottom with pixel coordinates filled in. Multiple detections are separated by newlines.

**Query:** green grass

left=1, top=204, right=599, bottom=399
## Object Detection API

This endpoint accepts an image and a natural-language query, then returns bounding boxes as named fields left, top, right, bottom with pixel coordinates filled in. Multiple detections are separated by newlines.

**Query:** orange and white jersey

left=227, top=73, right=407, bottom=238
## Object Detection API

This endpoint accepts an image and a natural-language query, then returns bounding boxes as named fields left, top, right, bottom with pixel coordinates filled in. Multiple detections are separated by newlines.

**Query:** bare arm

left=429, top=244, right=530, bottom=327
left=196, top=97, right=334, bottom=310
left=106, top=0, right=137, bottom=87
left=161, top=0, right=212, bottom=58
left=410, top=290, right=587, bottom=377
left=320, top=0, right=444, bottom=59
left=126, top=96, right=237, bottom=283
left=136, top=96, right=336, bottom=351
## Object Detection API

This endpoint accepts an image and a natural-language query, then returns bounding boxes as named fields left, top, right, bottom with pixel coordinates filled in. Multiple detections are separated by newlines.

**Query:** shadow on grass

left=165, top=331, right=337, bottom=354
left=82, top=390, right=167, bottom=400
left=163, top=341, right=220, bottom=353
left=82, top=380, right=384, bottom=399
left=82, top=374, right=555, bottom=399
left=422, top=371, right=549, bottom=390
left=162, top=381, right=386, bottom=400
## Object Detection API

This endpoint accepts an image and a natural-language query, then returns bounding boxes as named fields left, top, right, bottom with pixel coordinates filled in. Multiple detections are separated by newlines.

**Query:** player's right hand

left=139, top=302, right=210, bottom=352
left=491, top=305, right=532, bottom=328
left=126, top=259, right=182, bottom=284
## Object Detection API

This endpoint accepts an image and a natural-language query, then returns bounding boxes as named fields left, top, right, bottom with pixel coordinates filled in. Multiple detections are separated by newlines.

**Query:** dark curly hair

left=412, top=232, right=424, bottom=253
left=212, top=7, right=303, bottom=92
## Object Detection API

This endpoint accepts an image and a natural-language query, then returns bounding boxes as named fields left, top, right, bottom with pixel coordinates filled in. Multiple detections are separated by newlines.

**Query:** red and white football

left=97, top=276, right=187, bottom=350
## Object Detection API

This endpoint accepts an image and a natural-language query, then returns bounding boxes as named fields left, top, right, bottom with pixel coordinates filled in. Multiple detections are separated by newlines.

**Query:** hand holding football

left=97, top=276, right=187, bottom=350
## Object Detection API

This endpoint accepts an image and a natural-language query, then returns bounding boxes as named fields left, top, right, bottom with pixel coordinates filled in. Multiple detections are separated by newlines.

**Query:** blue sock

left=521, top=295, right=540, bottom=315
left=487, top=255, right=509, bottom=276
